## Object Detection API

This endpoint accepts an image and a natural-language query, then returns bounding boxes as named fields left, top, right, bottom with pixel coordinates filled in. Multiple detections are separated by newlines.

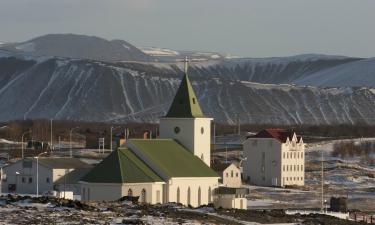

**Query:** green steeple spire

left=165, top=58, right=205, bottom=118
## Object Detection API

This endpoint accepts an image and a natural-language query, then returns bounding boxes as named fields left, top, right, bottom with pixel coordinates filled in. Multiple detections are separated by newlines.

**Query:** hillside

left=1, top=56, right=375, bottom=125
left=0, top=34, right=152, bottom=62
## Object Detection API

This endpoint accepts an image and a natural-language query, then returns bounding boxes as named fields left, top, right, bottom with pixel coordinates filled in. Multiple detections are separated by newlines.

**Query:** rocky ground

left=0, top=195, right=371, bottom=225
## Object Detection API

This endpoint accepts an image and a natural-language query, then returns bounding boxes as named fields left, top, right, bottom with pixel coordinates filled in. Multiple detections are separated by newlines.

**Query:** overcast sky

left=1, top=0, right=374, bottom=58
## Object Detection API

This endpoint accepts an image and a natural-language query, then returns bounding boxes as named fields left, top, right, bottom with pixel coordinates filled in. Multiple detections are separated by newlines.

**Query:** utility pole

left=321, top=150, right=324, bottom=212
left=237, top=113, right=241, bottom=136
left=50, top=119, right=53, bottom=152
left=110, top=126, right=113, bottom=152
left=70, top=127, right=79, bottom=158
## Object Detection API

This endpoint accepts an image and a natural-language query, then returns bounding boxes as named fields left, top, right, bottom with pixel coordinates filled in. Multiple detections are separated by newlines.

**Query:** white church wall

left=193, top=118, right=212, bottom=166
left=160, top=118, right=195, bottom=151
left=121, top=182, right=164, bottom=204
left=80, top=182, right=165, bottom=204
left=159, top=117, right=212, bottom=166
left=81, top=182, right=122, bottom=201
left=167, top=177, right=218, bottom=207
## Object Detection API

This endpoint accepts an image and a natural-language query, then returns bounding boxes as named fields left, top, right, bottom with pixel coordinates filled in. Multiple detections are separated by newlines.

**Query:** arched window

left=187, top=187, right=191, bottom=206
left=198, top=187, right=201, bottom=206
left=128, top=188, right=133, bottom=197
left=141, top=189, right=146, bottom=202
left=208, top=187, right=212, bottom=203
left=177, top=187, right=180, bottom=203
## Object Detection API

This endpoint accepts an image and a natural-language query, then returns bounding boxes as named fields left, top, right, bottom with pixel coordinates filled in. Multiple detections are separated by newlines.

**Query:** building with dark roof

left=243, top=129, right=305, bottom=187
left=1, top=158, right=92, bottom=195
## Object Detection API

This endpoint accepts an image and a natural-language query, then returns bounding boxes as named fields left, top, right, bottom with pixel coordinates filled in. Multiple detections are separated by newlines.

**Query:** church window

left=226, top=172, right=228, bottom=177
left=128, top=189, right=133, bottom=197
left=174, top=127, right=180, bottom=134
left=192, top=98, right=196, bottom=104
left=141, top=189, right=146, bottom=203
left=177, top=187, right=180, bottom=203
left=187, top=187, right=191, bottom=206
left=231, top=170, right=233, bottom=177
left=201, top=127, right=204, bottom=134
left=236, top=173, right=239, bottom=177
left=198, top=187, right=201, bottom=206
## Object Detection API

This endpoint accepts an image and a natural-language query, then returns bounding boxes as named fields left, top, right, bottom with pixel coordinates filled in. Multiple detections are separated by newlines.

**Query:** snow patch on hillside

left=141, top=47, right=180, bottom=56
left=15, top=42, right=35, bottom=52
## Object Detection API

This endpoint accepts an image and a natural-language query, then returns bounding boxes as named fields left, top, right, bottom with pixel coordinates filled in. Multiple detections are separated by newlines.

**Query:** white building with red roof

left=242, top=128, right=305, bottom=187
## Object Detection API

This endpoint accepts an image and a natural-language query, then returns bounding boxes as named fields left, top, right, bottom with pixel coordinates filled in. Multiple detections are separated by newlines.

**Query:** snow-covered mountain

left=0, top=56, right=375, bottom=125
left=0, top=34, right=152, bottom=62
left=1, top=34, right=375, bottom=124
left=294, top=58, right=375, bottom=87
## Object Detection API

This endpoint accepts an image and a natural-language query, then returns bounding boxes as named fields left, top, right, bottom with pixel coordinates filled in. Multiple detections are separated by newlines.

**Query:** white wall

left=222, top=164, right=242, bottom=188
left=80, top=182, right=164, bottom=204
left=167, top=177, right=218, bottom=207
left=213, top=196, right=247, bottom=209
left=1, top=160, right=53, bottom=194
left=243, top=138, right=282, bottom=186
left=81, top=182, right=122, bottom=201
left=159, top=118, right=212, bottom=166
left=243, top=134, right=305, bottom=187
left=280, top=138, right=305, bottom=186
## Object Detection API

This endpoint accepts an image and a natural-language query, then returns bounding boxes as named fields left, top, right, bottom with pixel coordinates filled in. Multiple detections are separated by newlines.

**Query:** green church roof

left=128, top=139, right=218, bottom=178
left=165, top=73, right=205, bottom=118
left=81, top=148, right=163, bottom=183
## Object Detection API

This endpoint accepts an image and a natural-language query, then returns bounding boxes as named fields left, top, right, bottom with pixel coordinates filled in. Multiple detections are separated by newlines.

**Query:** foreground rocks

left=0, top=195, right=369, bottom=224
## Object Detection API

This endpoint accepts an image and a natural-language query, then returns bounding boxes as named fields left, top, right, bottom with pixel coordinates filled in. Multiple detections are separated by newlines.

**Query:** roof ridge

left=116, top=150, right=125, bottom=183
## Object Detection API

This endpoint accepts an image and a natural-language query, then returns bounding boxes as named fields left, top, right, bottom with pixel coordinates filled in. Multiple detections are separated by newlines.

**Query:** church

left=80, top=60, right=220, bottom=207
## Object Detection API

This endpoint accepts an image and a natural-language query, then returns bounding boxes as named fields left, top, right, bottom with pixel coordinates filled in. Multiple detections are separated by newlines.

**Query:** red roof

left=248, top=128, right=301, bottom=143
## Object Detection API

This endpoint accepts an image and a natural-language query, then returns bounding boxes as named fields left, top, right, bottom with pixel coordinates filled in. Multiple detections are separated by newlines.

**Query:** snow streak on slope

left=0, top=57, right=375, bottom=125
left=294, top=58, right=375, bottom=87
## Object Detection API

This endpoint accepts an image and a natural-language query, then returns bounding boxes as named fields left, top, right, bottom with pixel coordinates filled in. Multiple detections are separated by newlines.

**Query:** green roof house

left=80, top=59, right=219, bottom=207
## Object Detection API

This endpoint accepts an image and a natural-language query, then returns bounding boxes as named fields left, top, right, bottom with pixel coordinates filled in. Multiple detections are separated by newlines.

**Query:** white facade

left=243, top=132, right=305, bottom=187
left=213, top=196, right=247, bottom=210
left=222, top=164, right=242, bottom=188
left=1, top=159, right=87, bottom=195
left=159, top=117, right=212, bottom=166
left=1, top=160, right=52, bottom=194
left=80, top=182, right=165, bottom=204
left=81, top=177, right=218, bottom=207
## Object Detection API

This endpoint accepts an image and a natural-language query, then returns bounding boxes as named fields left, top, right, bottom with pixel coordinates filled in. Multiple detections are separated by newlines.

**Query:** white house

left=212, top=163, right=242, bottom=188
left=80, top=61, right=220, bottom=207
left=1, top=158, right=92, bottom=195
left=243, top=128, right=305, bottom=187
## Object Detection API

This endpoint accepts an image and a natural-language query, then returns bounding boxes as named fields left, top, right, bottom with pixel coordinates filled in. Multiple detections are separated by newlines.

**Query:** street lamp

left=35, top=151, right=48, bottom=197
left=69, top=127, right=79, bottom=158
left=21, top=130, right=32, bottom=159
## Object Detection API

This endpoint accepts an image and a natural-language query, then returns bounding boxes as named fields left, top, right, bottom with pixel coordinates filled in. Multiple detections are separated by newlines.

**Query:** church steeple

left=165, top=57, right=205, bottom=118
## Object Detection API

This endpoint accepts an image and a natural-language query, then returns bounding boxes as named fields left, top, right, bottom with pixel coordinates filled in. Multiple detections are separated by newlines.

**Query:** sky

left=0, top=0, right=374, bottom=58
